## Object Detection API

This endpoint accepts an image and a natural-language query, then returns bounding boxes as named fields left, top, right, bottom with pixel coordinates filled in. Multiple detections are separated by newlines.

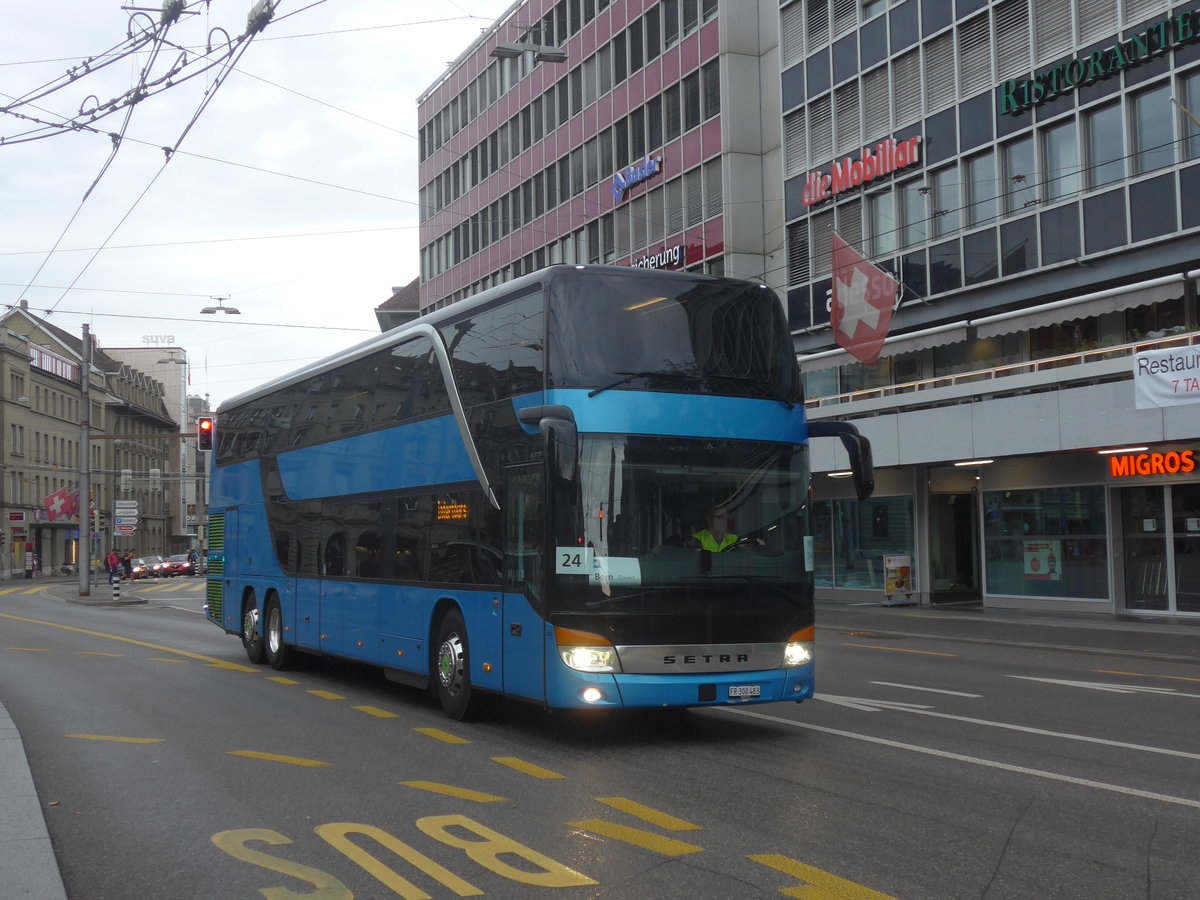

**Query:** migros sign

left=802, top=137, right=922, bottom=207
left=1108, top=450, right=1196, bottom=478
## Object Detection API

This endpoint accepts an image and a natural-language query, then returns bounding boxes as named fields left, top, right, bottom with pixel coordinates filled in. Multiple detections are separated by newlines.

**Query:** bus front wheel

left=434, top=609, right=481, bottom=721
left=264, top=594, right=291, bottom=671
left=241, top=593, right=265, bottom=665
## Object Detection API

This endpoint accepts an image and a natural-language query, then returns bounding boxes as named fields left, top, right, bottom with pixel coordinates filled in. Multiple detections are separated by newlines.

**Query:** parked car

left=163, top=554, right=195, bottom=577
left=132, top=556, right=166, bottom=579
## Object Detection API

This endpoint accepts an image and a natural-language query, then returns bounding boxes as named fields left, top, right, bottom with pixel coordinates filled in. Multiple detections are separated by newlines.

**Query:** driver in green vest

left=692, top=506, right=739, bottom=552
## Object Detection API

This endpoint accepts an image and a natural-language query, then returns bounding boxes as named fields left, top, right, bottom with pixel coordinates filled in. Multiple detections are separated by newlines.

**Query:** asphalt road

left=2, top=580, right=1199, bottom=899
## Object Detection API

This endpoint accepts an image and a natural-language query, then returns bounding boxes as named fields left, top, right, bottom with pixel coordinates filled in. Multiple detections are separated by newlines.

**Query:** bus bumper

left=547, top=665, right=813, bottom=709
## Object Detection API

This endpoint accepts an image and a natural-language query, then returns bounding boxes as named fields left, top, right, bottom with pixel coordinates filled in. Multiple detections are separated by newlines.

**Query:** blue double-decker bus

left=204, top=265, right=872, bottom=719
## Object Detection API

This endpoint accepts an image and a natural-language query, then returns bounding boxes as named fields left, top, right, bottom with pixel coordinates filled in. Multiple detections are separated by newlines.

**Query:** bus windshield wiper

left=702, top=375, right=795, bottom=409
left=588, top=371, right=697, bottom=398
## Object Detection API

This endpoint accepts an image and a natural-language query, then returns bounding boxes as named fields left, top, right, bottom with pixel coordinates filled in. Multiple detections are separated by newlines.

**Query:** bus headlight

left=554, top=626, right=621, bottom=673
left=784, top=626, right=815, bottom=667
left=784, top=641, right=813, bottom=667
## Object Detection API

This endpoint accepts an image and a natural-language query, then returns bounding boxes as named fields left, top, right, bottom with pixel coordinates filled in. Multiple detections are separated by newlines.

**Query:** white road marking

left=869, top=681, right=983, bottom=698
left=1010, top=676, right=1200, bottom=698
left=720, top=707, right=1200, bottom=810
left=814, top=694, right=1200, bottom=762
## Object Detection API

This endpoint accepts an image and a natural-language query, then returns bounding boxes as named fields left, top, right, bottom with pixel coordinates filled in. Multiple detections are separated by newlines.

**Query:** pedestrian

left=121, top=551, right=134, bottom=582
left=106, top=549, right=121, bottom=585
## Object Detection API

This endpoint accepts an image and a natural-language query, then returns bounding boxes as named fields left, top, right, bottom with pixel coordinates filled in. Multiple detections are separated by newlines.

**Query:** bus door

left=502, top=465, right=547, bottom=702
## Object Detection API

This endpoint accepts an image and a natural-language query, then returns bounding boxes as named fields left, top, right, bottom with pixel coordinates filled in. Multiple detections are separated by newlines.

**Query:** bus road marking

left=1097, top=669, right=1200, bottom=684
left=66, top=734, right=162, bottom=744
left=399, top=781, right=507, bottom=803
left=722, top=707, right=1200, bottom=809
left=266, top=676, right=300, bottom=684
left=0, top=611, right=260, bottom=671
left=228, top=750, right=330, bottom=768
left=308, top=690, right=345, bottom=700
left=354, top=705, right=398, bottom=718
left=842, top=642, right=956, bottom=657
left=567, top=818, right=703, bottom=856
left=492, top=757, right=565, bottom=779
left=596, top=797, right=702, bottom=831
left=750, top=853, right=901, bottom=899
left=869, top=681, right=983, bottom=698
left=414, top=727, right=471, bottom=744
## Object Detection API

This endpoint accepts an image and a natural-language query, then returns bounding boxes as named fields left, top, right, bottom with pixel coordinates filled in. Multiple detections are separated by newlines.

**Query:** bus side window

left=355, top=530, right=380, bottom=578
left=322, top=532, right=346, bottom=577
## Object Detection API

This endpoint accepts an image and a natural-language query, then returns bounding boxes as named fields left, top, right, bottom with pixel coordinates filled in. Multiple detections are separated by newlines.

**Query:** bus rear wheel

left=434, top=609, right=481, bottom=721
left=241, top=593, right=265, bottom=665
left=264, top=594, right=291, bottom=671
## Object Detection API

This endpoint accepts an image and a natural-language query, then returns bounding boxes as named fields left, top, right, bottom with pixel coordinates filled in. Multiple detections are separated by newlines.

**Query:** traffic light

left=197, top=416, right=214, bottom=451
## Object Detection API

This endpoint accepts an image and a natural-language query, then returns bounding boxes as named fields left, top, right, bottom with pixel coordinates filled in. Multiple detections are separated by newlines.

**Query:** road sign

left=116, top=525, right=136, bottom=535
left=114, top=500, right=139, bottom=509
left=114, top=517, right=140, bottom=526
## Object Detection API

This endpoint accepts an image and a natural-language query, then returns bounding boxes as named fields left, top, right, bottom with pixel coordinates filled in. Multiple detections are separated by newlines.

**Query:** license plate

left=728, top=684, right=760, bottom=698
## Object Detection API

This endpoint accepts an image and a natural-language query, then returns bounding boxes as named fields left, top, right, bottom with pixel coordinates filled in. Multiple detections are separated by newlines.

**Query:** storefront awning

left=798, top=270, right=1199, bottom=372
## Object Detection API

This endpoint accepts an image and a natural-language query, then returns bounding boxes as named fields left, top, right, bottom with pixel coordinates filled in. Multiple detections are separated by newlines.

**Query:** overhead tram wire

left=39, top=4, right=285, bottom=320
left=35, top=306, right=376, bottom=333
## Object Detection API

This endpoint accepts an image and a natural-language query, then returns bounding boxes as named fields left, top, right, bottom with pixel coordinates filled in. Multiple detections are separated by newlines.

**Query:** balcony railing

left=803, top=331, right=1200, bottom=413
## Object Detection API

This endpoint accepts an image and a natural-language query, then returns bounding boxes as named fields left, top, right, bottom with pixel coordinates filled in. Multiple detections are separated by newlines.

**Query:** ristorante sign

left=999, top=11, right=1199, bottom=115
left=802, top=137, right=922, bottom=207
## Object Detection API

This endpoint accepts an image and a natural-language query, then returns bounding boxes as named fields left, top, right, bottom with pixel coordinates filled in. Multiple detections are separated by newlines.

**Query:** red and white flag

left=830, top=232, right=900, bottom=365
left=43, top=487, right=79, bottom=522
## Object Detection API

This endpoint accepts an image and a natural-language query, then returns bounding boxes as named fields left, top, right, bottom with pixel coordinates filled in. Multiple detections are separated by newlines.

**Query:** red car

left=163, top=554, right=196, bottom=577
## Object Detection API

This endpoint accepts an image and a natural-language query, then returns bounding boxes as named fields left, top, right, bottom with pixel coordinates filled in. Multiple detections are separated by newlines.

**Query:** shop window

left=983, top=486, right=1109, bottom=599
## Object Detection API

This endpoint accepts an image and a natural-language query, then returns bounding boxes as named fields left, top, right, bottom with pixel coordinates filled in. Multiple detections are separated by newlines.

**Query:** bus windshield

left=551, top=435, right=811, bottom=615
left=547, top=270, right=798, bottom=402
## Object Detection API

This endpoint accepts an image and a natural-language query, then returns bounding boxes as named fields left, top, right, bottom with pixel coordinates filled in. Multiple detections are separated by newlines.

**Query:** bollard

left=112, top=577, right=120, bottom=603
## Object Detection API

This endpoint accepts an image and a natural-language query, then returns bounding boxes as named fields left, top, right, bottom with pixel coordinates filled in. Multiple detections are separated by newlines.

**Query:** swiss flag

left=830, top=232, right=899, bottom=365
left=43, top=487, right=79, bottom=522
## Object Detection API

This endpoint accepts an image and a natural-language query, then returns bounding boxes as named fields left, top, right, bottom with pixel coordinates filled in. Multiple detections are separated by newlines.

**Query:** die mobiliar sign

left=998, top=10, right=1199, bottom=115
left=802, top=137, right=922, bottom=207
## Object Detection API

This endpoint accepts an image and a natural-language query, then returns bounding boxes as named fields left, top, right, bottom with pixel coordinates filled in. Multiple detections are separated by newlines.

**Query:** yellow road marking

left=1099, top=672, right=1200, bottom=681
left=148, top=658, right=188, bottom=663
left=80, top=651, right=122, bottom=657
left=400, top=781, right=507, bottom=802
left=308, top=690, right=344, bottom=700
left=0, top=586, right=26, bottom=595
left=162, top=583, right=193, bottom=593
left=749, top=853, right=901, bottom=899
left=492, top=757, right=565, bottom=779
left=267, top=676, right=300, bottom=684
left=66, top=734, right=162, bottom=744
left=596, top=798, right=701, bottom=831
left=6, top=647, right=51, bottom=652
left=0, top=611, right=259, bottom=672
left=21, top=587, right=46, bottom=594
left=354, top=705, right=398, bottom=718
left=567, top=819, right=702, bottom=856
left=414, top=727, right=471, bottom=744
left=228, top=750, right=329, bottom=767
left=842, top=642, right=956, bottom=657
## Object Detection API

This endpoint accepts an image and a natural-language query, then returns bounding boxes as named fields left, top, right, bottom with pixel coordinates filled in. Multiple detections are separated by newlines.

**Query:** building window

left=1182, top=70, right=1200, bottom=160
left=1132, top=83, right=1174, bottom=176
left=1085, top=103, right=1124, bottom=189
left=868, top=189, right=897, bottom=256
left=1002, top=136, right=1037, bottom=215
left=965, top=150, right=998, bottom=227
left=898, top=179, right=926, bottom=249
left=1042, top=119, right=1080, bottom=201
left=930, top=165, right=960, bottom=238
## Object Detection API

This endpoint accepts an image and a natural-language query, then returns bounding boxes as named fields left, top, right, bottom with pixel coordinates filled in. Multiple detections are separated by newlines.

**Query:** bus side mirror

left=808, top=421, right=874, bottom=500
left=518, top=405, right=578, bottom=484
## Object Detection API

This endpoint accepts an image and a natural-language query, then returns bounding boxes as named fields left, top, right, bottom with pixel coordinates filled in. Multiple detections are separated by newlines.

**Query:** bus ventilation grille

left=206, top=513, right=225, bottom=621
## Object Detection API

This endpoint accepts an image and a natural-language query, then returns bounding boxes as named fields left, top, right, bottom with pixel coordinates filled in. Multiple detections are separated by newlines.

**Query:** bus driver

left=691, top=506, right=740, bottom=552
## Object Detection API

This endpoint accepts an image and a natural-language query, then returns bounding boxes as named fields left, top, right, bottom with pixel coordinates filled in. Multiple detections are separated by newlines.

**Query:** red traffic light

left=197, top=416, right=214, bottom=451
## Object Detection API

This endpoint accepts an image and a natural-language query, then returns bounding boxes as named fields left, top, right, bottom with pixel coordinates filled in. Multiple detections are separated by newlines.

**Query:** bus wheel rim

left=268, top=607, right=282, bottom=654
left=242, top=607, right=259, bottom=645
left=438, top=633, right=465, bottom=695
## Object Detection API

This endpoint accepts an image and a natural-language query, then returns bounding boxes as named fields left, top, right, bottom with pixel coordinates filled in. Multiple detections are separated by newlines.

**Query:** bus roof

left=217, top=265, right=753, bottom=413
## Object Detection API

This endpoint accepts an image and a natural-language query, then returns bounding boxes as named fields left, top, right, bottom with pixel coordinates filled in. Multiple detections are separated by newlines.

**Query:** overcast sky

left=0, top=0, right=514, bottom=409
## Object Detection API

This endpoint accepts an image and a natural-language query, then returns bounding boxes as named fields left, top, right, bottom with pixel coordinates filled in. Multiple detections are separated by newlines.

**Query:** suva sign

left=999, top=10, right=1200, bottom=115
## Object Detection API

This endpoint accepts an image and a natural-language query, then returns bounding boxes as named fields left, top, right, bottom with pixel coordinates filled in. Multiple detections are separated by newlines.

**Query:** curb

left=0, top=701, right=68, bottom=900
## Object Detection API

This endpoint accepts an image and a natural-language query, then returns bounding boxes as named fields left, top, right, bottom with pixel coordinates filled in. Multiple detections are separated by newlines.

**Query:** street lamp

left=201, top=297, right=240, bottom=314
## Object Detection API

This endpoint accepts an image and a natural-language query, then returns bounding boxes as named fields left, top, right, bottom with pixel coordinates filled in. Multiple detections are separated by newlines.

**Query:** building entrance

left=1120, top=485, right=1200, bottom=614
left=929, top=492, right=980, bottom=604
